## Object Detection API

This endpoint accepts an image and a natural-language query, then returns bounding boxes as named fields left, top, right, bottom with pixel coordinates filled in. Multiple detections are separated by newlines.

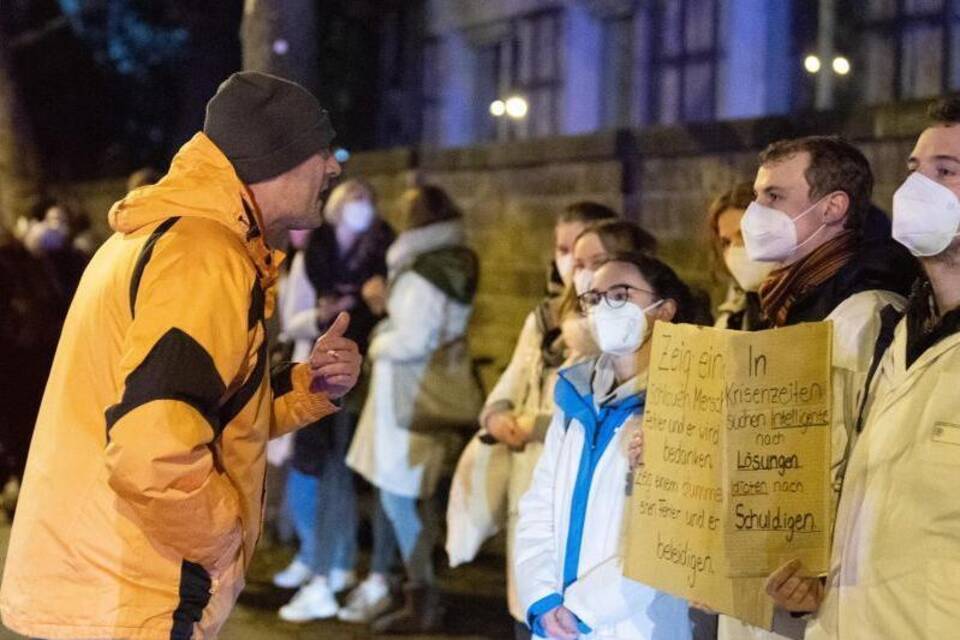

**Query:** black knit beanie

left=203, top=71, right=335, bottom=184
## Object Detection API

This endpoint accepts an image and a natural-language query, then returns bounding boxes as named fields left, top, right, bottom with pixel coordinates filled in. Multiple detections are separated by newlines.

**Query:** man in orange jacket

left=0, top=72, right=361, bottom=639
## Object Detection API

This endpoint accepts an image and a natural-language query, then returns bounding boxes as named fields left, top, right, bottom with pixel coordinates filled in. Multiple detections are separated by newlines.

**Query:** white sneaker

left=272, top=559, right=313, bottom=589
left=337, top=575, right=394, bottom=623
left=278, top=576, right=339, bottom=622
left=329, top=568, right=358, bottom=593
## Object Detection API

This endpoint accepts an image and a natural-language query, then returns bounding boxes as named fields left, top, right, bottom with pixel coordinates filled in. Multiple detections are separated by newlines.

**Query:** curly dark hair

left=928, top=96, right=960, bottom=124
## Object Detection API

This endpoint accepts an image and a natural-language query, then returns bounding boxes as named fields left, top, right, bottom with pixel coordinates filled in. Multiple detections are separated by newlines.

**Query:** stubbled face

left=716, top=207, right=746, bottom=250
left=278, top=151, right=342, bottom=229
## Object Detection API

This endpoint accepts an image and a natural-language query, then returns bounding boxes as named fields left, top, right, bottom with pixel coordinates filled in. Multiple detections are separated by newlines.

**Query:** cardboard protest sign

left=624, top=322, right=832, bottom=629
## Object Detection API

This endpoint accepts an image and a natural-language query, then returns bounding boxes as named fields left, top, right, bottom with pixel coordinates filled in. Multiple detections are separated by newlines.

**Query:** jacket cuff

left=288, top=363, right=340, bottom=421
left=528, top=593, right=563, bottom=637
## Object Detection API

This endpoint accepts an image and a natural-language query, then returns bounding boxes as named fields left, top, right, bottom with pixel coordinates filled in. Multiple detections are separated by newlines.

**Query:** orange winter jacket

left=0, top=133, right=337, bottom=639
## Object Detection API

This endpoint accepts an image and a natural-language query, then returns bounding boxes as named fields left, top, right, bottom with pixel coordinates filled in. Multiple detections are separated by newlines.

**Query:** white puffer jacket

left=347, top=220, right=474, bottom=499
left=516, top=356, right=691, bottom=639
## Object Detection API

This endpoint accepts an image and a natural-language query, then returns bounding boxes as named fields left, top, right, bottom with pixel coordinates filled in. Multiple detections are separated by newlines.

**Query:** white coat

left=805, top=304, right=960, bottom=639
left=719, top=289, right=904, bottom=640
left=447, top=309, right=557, bottom=620
left=516, top=356, right=691, bottom=640
left=278, top=251, right=321, bottom=363
left=347, top=220, right=473, bottom=499
left=267, top=251, right=318, bottom=467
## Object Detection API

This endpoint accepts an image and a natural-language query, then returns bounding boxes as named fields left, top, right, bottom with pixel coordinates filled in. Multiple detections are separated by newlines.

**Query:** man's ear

left=657, top=299, right=678, bottom=323
left=823, top=191, right=850, bottom=226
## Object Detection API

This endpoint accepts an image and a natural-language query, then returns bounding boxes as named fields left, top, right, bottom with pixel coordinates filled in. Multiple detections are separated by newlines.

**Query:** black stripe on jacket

left=130, top=217, right=180, bottom=318
left=105, top=328, right=226, bottom=438
left=170, top=559, right=212, bottom=640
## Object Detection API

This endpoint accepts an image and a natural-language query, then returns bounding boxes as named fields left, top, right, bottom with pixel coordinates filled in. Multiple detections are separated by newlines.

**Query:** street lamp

left=504, top=95, right=528, bottom=119
left=832, top=56, right=851, bottom=76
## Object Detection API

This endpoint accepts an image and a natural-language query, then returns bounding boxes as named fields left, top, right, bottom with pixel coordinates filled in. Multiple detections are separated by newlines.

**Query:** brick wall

left=347, top=98, right=933, bottom=386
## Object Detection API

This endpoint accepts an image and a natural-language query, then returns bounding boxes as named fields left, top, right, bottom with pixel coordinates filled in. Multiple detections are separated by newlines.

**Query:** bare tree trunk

left=241, top=0, right=319, bottom=97
left=0, top=37, right=44, bottom=229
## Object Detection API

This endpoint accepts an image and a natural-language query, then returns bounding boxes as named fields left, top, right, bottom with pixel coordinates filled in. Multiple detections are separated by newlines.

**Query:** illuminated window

left=855, top=0, right=958, bottom=103
left=649, top=0, right=720, bottom=125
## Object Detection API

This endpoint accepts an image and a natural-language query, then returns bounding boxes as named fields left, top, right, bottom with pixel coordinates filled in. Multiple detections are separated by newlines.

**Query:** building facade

left=381, top=0, right=960, bottom=149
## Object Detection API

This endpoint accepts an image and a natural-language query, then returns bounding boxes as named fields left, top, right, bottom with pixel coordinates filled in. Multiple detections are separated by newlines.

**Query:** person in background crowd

left=709, top=181, right=771, bottom=331
left=0, top=224, right=63, bottom=517
left=0, top=71, right=362, bottom=640
left=272, top=179, right=398, bottom=623
left=559, top=219, right=660, bottom=353
left=726, top=135, right=916, bottom=636
left=564, top=218, right=715, bottom=329
left=15, top=199, right=89, bottom=301
left=516, top=252, right=698, bottom=639
left=779, top=97, right=960, bottom=639
left=475, top=202, right=617, bottom=640
left=347, top=185, right=479, bottom=633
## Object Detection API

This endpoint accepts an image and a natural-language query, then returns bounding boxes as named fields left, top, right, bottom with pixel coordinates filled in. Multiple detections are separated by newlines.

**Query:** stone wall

left=347, top=98, right=933, bottom=386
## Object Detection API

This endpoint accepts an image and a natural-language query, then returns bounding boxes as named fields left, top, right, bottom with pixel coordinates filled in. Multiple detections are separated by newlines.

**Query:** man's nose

left=328, top=157, right=342, bottom=178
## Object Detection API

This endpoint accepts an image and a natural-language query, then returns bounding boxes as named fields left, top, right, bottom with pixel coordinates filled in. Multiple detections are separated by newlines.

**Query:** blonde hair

left=323, top=178, right=377, bottom=224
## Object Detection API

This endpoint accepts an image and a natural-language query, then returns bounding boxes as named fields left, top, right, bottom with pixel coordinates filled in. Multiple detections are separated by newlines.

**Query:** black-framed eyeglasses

left=577, top=284, right=656, bottom=310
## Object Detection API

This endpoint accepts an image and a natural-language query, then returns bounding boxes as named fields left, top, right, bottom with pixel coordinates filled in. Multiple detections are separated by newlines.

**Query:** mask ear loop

left=792, top=193, right=835, bottom=253
left=643, top=299, right=665, bottom=314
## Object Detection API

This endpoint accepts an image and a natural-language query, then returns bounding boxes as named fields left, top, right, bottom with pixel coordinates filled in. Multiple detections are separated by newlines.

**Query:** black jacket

left=303, top=219, right=395, bottom=353
left=293, top=219, right=395, bottom=475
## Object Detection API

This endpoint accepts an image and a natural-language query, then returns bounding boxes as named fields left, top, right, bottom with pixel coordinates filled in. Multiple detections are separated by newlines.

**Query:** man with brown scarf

left=722, top=136, right=918, bottom=640
left=771, top=99, right=960, bottom=640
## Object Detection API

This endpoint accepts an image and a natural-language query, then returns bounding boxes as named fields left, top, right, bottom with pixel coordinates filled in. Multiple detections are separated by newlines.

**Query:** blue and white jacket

left=515, top=355, right=691, bottom=639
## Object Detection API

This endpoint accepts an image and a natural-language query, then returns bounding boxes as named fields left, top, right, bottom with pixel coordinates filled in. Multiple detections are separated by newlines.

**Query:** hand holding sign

left=765, top=559, right=823, bottom=613
left=628, top=427, right=645, bottom=470
left=309, top=312, right=361, bottom=399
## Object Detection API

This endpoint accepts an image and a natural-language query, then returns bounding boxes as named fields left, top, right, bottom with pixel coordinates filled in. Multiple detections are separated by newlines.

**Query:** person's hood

left=387, top=219, right=479, bottom=305
left=108, top=133, right=283, bottom=288
left=386, top=218, right=465, bottom=271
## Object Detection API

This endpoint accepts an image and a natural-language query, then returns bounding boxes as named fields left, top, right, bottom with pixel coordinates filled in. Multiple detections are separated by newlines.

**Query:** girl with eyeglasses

left=515, top=252, right=699, bottom=640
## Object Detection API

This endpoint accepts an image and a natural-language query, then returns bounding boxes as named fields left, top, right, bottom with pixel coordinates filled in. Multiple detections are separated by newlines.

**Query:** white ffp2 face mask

left=342, top=201, right=376, bottom=232
left=724, top=246, right=777, bottom=292
left=573, top=268, right=594, bottom=295
left=589, top=299, right=663, bottom=356
left=741, top=197, right=826, bottom=263
left=555, top=253, right=575, bottom=287
left=892, top=172, right=960, bottom=257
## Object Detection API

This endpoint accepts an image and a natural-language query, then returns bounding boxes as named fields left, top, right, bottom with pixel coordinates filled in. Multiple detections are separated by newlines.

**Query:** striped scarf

left=759, top=231, right=859, bottom=326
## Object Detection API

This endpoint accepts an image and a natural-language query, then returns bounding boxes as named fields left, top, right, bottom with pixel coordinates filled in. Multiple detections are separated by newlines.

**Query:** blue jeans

left=379, top=489, right=437, bottom=584
left=286, top=412, right=359, bottom=574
